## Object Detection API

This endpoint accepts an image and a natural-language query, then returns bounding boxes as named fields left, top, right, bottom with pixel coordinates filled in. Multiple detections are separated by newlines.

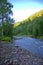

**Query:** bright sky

left=8, top=0, right=43, bottom=22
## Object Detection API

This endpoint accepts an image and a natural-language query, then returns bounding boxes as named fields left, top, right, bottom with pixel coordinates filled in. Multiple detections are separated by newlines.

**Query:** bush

left=40, top=36, right=43, bottom=40
left=0, top=36, right=12, bottom=42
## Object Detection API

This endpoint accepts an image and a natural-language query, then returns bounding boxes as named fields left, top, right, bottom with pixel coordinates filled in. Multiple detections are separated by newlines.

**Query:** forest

left=0, top=0, right=14, bottom=41
left=14, top=10, right=43, bottom=39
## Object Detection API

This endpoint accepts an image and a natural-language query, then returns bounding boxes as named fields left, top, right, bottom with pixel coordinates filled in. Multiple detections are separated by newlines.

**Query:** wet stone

left=0, top=43, right=43, bottom=65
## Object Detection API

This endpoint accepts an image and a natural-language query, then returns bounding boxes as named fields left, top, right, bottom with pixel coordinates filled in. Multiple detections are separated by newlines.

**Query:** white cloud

left=13, top=8, right=42, bottom=22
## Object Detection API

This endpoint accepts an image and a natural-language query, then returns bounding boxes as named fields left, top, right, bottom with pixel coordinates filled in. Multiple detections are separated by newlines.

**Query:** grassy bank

left=0, top=36, right=12, bottom=42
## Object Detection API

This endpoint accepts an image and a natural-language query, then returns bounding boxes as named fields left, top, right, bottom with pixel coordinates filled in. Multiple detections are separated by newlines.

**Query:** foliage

left=0, top=0, right=14, bottom=41
left=0, top=0, right=13, bottom=36
left=3, top=21, right=13, bottom=38
left=0, top=36, right=12, bottom=42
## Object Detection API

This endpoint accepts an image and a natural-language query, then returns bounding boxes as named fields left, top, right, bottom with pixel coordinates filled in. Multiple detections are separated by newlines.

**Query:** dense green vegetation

left=0, top=0, right=14, bottom=41
left=14, top=10, right=43, bottom=39
left=0, top=0, right=43, bottom=41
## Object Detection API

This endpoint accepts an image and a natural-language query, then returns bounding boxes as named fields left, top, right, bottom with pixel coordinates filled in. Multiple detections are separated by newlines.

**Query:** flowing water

left=14, top=37, right=43, bottom=58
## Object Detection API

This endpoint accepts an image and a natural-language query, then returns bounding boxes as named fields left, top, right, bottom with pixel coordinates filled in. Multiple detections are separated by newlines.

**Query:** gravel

left=0, top=42, right=43, bottom=65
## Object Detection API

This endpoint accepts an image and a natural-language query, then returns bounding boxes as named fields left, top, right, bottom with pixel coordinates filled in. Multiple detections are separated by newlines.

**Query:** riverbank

left=14, top=35, right=43, bottom=41
left=0, top=43, right=43, bottom=65
left=0, top=36, right=12, bottom=42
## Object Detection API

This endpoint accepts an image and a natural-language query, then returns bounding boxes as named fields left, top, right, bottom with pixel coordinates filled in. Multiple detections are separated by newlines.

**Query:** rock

left=0, top=43, right=43, bottom=65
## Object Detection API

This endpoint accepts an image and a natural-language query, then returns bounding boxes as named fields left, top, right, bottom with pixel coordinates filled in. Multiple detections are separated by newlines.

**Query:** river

left=14, top=37, right=43, bottom=58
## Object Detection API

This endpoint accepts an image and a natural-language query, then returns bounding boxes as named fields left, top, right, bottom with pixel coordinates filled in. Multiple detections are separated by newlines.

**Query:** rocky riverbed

left=0, top=41, right=43, bottom=65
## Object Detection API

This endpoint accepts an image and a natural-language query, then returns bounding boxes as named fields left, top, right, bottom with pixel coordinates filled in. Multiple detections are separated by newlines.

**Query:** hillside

left=14, top=10, right=43, bottom=39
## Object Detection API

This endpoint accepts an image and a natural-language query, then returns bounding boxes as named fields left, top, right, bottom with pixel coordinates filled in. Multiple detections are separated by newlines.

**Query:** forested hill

left=14, top=10, right=43, bottom=39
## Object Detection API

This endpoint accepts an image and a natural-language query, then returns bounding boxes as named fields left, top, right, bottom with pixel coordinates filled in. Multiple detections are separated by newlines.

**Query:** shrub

left=0, top=36, right=12, bottom=42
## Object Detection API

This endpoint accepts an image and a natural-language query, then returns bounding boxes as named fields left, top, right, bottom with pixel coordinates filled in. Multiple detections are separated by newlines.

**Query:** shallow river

left=14, top=37, right=43, bottom=58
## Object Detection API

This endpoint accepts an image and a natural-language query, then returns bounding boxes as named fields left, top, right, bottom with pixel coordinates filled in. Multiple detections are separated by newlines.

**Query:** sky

left=8, top=0, right=43, bottom=22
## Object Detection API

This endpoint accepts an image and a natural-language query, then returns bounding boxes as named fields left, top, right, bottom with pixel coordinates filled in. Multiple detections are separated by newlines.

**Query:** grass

left=0, top=36, right=12, bottom=42
left=39, top=36, right=43, bottom=40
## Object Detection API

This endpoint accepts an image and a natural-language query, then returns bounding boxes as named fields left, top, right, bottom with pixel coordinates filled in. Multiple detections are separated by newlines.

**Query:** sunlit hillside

left=14, top=10, right=43, bottom=27
left=14, top=10, right=43, bottom=39
left=14, top=22, right=21, bottom=28
left=28, top=9, right=43, bottom=20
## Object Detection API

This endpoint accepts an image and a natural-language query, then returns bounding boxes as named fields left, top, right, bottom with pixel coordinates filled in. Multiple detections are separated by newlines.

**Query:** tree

left=3, top=19, right=14, bottom=38
left=0, top=0, right=13, bottom=36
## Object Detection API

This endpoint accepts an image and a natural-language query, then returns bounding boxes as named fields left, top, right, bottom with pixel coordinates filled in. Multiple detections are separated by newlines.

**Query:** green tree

left=0, top=0, right=13, bottom=36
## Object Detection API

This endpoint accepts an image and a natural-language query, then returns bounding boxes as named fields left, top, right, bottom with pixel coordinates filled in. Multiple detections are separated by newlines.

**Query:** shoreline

left=0, top=43, right=43, bottom=65
left=14, top=36, right=43, bottom=41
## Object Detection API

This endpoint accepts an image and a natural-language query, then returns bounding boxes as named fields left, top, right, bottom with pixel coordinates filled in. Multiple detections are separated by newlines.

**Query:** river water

left=14, top=37, right=43, bottom=58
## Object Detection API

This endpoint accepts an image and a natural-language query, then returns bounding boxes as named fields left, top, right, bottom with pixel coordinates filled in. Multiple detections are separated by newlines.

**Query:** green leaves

left=0, top=0, right=14, bottom=40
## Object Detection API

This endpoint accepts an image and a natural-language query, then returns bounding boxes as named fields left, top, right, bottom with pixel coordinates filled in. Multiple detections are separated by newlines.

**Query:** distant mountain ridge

left=14, top=9, right=43, bottom=27
left=14, top=9, right=43, bottom=39
left=29, top=9, right=43, bottom=20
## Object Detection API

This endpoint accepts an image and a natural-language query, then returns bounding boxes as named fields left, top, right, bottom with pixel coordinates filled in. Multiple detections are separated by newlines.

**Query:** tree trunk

left=2, top=17, right=4, bottom=36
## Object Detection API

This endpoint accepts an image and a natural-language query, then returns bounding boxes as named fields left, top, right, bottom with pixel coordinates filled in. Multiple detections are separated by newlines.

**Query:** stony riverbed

left=0, top=41, right=43, bottom=65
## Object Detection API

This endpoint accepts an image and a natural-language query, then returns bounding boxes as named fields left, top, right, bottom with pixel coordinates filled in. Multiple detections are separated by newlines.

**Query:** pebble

left=0, top=43, right=43, bottom=65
